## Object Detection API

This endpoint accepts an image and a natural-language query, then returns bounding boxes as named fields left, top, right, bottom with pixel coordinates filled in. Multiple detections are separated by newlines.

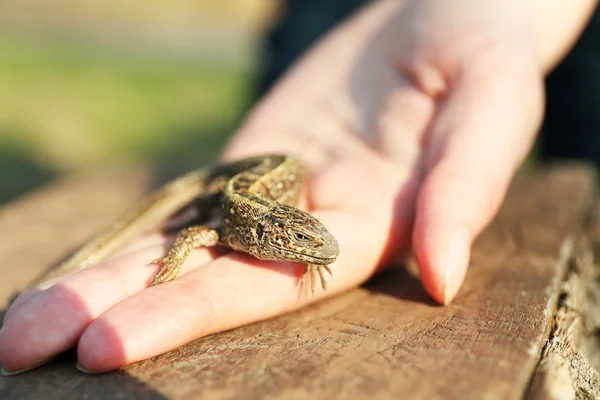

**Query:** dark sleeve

left=539, top=6, right=600, bottom=166
left=254, top=0, right=368, bottom=97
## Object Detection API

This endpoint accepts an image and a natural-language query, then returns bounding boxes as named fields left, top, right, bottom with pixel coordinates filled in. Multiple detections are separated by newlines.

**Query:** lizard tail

left=31, top=168, right=211, bottom=287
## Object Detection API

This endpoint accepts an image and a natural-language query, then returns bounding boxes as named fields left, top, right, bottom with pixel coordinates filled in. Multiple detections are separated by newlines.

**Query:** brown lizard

left=34, top=155, right=339, bottom=293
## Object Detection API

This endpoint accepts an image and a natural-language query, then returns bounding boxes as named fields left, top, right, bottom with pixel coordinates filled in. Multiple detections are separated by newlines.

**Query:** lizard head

left=257, top=204, right=339, bottom=265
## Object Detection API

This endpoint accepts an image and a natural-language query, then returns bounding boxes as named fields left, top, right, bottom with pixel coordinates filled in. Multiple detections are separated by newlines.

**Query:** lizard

left=33, top=155, right=339, bottom=293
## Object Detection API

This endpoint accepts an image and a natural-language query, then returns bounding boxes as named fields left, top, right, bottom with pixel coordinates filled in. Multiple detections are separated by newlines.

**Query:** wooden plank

left=0, top=162, right=596, bottom=400
left=527, top=207, right=600, bottom=399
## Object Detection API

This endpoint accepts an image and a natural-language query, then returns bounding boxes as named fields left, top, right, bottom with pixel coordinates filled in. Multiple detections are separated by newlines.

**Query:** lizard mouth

left=273, top=247, right=337, bottom=265
left=304, top=255, right=337, bottom=265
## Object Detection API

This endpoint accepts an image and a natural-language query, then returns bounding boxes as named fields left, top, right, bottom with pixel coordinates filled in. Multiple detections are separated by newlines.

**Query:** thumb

left=412, top=48, right=544, bottom=304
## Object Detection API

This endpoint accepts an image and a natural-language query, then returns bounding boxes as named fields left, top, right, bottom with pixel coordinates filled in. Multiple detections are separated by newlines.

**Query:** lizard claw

left=148, top=225, right=217, bottom=287
left=150, top=256, right=182, bottom=286
left=301, top=264, right=331, bottom=294
left=150, top=257, right=168, bottom=265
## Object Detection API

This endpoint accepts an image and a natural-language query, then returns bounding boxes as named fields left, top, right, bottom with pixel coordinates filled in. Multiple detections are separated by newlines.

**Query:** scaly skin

left=34, top=155, right=339, bottom=293
left=151, top=155, right=339, bottom=292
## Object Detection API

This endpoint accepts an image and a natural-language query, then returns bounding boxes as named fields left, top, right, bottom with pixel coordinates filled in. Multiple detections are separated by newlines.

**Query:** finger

left=412, top=49, right=544, bottom=305
left=3, top=233, right=171, bottom=326
left=2, top=289, right=43, bottom=324
left=74, top=210, right=389, bottom=372
left=0, top=238, right=219, bottom=373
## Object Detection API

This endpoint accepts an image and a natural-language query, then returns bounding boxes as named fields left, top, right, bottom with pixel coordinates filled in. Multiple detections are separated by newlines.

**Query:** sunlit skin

left=0, top=0, right=597, bottom=374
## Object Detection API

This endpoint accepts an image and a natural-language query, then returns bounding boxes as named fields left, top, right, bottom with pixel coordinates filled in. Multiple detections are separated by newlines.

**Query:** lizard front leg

left=150, top=225, right=219, bottom=286
left=302, top=264, right=333, bottom=294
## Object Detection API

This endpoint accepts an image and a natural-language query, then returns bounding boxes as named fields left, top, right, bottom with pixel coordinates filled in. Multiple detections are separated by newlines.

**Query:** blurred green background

left=0, top=0, right=279, bottom=203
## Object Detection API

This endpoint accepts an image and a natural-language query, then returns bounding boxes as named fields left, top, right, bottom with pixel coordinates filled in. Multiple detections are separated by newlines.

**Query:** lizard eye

left=293, top=232, right=308, bottom=241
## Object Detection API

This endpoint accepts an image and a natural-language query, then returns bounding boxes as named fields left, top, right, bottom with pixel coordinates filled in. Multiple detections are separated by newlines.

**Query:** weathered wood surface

left=0, top=163, right=597, bottom=400
left=526, top=202, right=600, bottom=400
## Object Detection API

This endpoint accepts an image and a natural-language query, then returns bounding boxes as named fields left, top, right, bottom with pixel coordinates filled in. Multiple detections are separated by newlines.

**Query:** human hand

left=1, top=0, right=595, bottom=374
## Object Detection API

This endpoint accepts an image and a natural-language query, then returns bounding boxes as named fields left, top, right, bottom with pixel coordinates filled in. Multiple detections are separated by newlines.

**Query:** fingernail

left=0, top=355, right=57, bottom=376
left=1, top=366, right=36, bottom=376
left=76, top=362, right=105, bottom=374
left=444, top=226, right=471, bottom=305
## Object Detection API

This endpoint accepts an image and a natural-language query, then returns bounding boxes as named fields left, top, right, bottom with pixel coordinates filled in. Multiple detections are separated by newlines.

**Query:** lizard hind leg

left=150, top=225, right=219, bottom=286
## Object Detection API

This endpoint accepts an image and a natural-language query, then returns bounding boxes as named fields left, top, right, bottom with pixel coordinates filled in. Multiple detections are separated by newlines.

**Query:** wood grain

left=0, top=162, right=596, bottom=400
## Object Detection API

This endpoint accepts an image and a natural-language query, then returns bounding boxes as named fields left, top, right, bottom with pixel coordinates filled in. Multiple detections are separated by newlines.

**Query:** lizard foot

left=149, top=225, right=219, bottom=287
left=150, top=256, right=183, bottom=286
left=301, top=264, right=333, bottom=294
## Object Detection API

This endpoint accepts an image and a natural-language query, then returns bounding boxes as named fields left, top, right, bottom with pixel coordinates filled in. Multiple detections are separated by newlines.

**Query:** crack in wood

left=525, top=208, right=600, bottom=399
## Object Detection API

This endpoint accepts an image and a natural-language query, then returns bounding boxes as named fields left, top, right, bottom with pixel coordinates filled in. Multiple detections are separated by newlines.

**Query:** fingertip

left=412, top=232, right=445, bottom=305
left=78, top=320, right=128, bottom=373
left=413, top=222, right=472, bottom=305
left=443, top=226, right=471, bottom=305
left=413, top=166, right=480, bottom=305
